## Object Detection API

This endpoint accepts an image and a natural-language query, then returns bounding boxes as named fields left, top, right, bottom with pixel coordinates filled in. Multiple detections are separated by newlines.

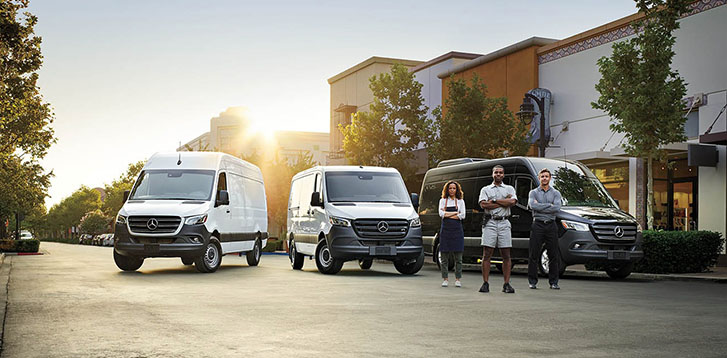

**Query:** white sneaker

left=441, top=280, right=448, bottom=287
left=455, top=280, right=462, bottom=287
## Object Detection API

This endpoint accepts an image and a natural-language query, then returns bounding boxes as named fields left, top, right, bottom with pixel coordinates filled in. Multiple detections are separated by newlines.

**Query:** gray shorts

left=481, top=220, right=512, bottom=248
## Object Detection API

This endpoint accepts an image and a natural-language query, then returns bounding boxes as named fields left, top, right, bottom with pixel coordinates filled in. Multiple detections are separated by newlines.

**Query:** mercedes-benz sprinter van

left=287, top=166, right=424, bottom=275
left=113, top=152, right=268, bottom=273
left=419, top=157, right=643, bottom=279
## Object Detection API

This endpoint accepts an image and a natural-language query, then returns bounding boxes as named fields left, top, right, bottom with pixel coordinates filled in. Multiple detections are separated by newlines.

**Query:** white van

left=287, top=166, right=424, bottom=275
left=113, top=152, right=268, bottom=273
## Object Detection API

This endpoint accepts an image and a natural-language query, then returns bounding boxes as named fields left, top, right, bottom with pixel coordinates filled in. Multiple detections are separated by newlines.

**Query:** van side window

left=515, top=177, right=533, bottom=206
left=289, top=179, right=301, bottom=208
left=420, top=182, right=443, bottom=214
left=298, top=175, right=315, bottom=213
left=458, top=179, right=477, bottom=209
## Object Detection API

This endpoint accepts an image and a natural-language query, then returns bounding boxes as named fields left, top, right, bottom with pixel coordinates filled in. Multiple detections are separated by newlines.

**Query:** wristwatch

left=490, top=199, right=497, bottom=204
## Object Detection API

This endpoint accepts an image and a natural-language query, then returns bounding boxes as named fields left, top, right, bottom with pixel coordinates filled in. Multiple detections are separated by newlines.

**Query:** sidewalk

left=432, top=261, right=727, bottom=283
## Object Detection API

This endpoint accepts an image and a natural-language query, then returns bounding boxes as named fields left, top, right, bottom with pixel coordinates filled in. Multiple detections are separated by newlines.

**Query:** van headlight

left=409, top=217, right=421, bottom=227
left=115, top=214, right=127, bottom=225
left=561, top=220, right=589, bottom=232
left=185, top=214, right=208, bottom=225
left=329, top=216, right=351, bottom=227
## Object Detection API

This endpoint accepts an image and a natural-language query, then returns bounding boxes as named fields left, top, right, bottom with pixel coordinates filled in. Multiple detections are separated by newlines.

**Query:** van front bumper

left=326, top=225, right=423, bottom=261
left=559, top=230, right=643, bottom=264
left=113, top=222, right=211, bottom=259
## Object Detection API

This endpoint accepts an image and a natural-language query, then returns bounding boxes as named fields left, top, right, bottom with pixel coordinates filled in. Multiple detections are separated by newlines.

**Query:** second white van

left=113, top=152, right=268, bottom=273
left=287, top=166, right=424, bottom=275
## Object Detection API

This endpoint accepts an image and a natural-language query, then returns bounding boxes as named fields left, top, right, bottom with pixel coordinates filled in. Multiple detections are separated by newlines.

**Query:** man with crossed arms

left=478, top=165, right=516, bottom=294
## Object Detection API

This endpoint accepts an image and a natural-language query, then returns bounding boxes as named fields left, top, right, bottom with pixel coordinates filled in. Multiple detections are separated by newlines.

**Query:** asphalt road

left=2, top=242, right=727, bottom=358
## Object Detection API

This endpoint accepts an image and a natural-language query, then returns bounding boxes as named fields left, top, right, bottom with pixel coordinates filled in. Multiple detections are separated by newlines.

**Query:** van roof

left=426, top=156, right=590, bottom=178
left=292, top=165, right=401, bottom=179
left=144, top=152, right=260, bottom=174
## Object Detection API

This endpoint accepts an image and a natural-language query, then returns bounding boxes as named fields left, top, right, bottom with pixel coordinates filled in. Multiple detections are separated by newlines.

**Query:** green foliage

left=79, top=210, right=110, bottom=235
left=101, top=160, right=145, bottom=217
left=262, top=238, right=284, bottom=252
left=592, top=0, right=690, bottom=228
left=429, top=75, right=529, bottom=165
left=340, top=63, right=433, bottom=182
left=635, top=230, right=724, bottom=273
left=45, top=186, right=102, bottom=237
left=0, top=0, right=56, bottom=237
left=0, top=239, right=40, bottom=253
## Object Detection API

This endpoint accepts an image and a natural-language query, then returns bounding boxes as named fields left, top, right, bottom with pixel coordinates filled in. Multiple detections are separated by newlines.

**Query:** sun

left=247, top=108, right=276, bottom=141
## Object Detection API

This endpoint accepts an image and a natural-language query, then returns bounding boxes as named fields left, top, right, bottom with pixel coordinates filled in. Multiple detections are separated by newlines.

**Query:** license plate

left=609, top=251, right=630, bottom=260
left=370, top=246, right=395, bottom=256
left=144, top=244, right=160, bottom=253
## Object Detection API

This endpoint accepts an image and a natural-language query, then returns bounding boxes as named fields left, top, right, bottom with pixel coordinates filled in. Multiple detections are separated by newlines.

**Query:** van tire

left=358, top=259, right=373, bottom=270
left=181, top=257, right=194, bottom=265
left=246, top=238, right=262, bottom=266
left=114, top=250, right=144, bottom=271
left=605, top=262, right=633, bottom=279
left=315, top=240, right=343, bottom=275
left=538, top=244, right=566, bottom=277
left=195, top=238, right=222, bottom=273
left=289, top=239, right=304, bottom=270
left=394, top=251, right=425, bottom=275
left=434, top=242, right=454, bottom=272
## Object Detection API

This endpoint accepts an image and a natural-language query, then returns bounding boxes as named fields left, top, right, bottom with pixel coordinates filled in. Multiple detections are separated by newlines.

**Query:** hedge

left=0, top=239, right=40, bottom=253
left=634, top=230, right=724, bottom=274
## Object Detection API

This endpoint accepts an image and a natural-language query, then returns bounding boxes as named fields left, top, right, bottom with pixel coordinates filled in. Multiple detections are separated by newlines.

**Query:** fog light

left=190, top=237, right=201, bottom=244
left=573, top=243, right=583, bottom=249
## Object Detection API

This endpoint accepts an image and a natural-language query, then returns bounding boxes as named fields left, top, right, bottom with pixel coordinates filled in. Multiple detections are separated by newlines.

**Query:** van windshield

left=551, top=167, right=617, bottom=208
left=129, top=170, right=216, bottom=200
left=325, top=172, right=410, bottom=203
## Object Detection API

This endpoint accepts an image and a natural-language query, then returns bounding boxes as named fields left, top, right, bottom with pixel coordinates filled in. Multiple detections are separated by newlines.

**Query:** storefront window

left=651, top=157, right=697, bottom=231
left=589, top=161, right=629, bottom=212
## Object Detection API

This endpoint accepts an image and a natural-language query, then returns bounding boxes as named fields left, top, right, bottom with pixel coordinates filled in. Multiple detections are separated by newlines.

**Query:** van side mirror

left=216, top=190, right=230, bottom=207
left=123, top=190, right=130, bottom=202
left=310, top=192, right=323, bottom=207
left=410, top=193, right=419, bottom=211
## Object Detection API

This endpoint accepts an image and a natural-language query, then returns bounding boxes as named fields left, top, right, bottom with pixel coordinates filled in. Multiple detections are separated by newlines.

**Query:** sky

left=25, top=0, right=639, bottom=207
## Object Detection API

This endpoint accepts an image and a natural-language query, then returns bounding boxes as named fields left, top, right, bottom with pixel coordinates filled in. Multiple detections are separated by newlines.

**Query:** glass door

left=670, top=179, right=697, bottom=231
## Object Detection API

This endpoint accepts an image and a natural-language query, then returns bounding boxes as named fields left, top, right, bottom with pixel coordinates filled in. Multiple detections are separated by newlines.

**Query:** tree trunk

left=646, top=156, right=654, bottom=230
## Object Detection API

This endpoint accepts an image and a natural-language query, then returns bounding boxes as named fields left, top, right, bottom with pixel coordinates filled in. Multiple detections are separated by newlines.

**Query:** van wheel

left=315, top=240, right=343, bottom=275
left=605, top=262, right=633, bottom=279
left=538, top=244, right=566, bottom=277
left=246, top=238, right=262, bottom=266
left=434, top=242, right=455, bottom=272
left=114, top=250, right=143, bottom=271
left=289, top=239, right=304, bottom=270
left=181, top=257, right=194, bottom=265
left=195, top=239, right=222, bottom=273
left=358, top=259, right=373, bottom=270
left=394, top=251, right=425, bottom=275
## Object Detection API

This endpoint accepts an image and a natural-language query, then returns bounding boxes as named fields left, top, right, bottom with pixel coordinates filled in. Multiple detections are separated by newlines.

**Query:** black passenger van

left=418, top=157, right=643, bottom=279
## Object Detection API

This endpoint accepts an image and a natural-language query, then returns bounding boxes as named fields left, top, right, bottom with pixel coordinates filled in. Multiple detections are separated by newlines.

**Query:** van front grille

left=353, top=219, right=409, bottom=239
left=128, top=216, right=181, bottom=234
left=592, top=221, right=637, bottom=243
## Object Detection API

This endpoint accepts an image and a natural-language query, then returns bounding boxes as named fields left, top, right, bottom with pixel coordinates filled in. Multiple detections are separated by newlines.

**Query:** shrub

left=635, top=230, right=724, bottom=274
left=262, top=238, right=284, bottom=252
left=79, top=210, right=111, bottom=235
left=0, top=239, right=40, bottom=253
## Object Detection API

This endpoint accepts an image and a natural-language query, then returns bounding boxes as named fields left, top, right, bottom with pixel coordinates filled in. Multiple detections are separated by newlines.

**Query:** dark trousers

left=528, top=220, right=559, bottom=286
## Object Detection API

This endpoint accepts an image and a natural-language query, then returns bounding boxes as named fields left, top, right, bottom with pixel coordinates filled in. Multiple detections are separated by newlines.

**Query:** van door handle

left=511, top=215, right=520, bottom=218
left=226, top=210, right=230, bottom=213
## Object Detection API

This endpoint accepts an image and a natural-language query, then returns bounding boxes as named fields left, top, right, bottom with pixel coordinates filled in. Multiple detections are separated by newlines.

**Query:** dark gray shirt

left=528, top=186, right=562, bottom=221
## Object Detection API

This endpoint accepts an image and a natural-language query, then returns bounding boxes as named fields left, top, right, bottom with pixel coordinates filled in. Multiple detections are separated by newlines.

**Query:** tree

left=340, top=63, right=432, bottom=184
left=592, top=0, right=690, bottom=229
left=0, top=0, right=56, bottom=238
left=429, top=75, right=529, bottom=165
left=46, top=186, right=102, bottom=238
left=79, top=210, right=110, bottom=235
left=101, top=160, right=145, bottom=217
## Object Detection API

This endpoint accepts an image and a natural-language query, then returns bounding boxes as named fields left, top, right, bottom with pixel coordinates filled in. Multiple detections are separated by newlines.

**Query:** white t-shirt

left=439, top=197, right=466, bottom=220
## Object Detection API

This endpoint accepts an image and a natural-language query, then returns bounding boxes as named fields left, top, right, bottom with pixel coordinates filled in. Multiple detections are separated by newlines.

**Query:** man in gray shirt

left=527, top=168, right=563, bottom=290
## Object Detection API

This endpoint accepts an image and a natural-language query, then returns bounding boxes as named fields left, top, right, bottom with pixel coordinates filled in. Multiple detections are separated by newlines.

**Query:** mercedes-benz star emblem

left=614, top=226, right=624, bottom=238
left=147, top=218, right=159, bottom=231
left=377, top=221, right=389, bottom=233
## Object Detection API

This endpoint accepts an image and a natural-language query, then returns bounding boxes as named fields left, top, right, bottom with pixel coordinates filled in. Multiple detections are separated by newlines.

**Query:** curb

left=1, top=252, right=43, bottom=256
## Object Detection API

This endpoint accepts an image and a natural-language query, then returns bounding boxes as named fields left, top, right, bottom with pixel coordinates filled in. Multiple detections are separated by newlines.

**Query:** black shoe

left=503, top=282, right=515, bottom=294
left=479, top=282, right=489, bottom=293
left=529, top=284, right=537, bottom=289
left=550, top=283, right=560, bottom=290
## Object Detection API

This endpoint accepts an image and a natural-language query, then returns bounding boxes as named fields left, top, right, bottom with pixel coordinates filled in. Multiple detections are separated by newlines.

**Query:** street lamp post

left=516, top=94, right=547, bottom=157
